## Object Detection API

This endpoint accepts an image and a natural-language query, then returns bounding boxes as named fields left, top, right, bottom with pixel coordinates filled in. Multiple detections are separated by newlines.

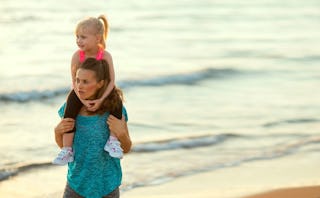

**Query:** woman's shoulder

left=122, top=106, right=128, bottom=122
left=58, top=103, right=67, bottom=118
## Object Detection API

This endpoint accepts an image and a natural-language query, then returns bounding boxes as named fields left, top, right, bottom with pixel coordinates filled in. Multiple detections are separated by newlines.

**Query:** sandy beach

left=244, top=186, right=320, bottom=198
left=122, top=173, right=320, bottom=198
left=122, top=150, right=320, bottom=198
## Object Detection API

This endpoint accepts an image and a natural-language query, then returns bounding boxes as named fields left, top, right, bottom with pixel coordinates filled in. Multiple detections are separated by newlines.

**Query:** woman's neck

left=79, top=106, right=96, bottom=116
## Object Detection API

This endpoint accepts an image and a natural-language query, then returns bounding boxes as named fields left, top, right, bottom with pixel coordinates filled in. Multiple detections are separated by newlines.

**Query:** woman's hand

left=107, top=115, right=132, bottom=153
left=54, top=118, right=75, bottom=148
left=107, top=115, right=126, bottom=137
left=55, top=118, right=75, bottom=135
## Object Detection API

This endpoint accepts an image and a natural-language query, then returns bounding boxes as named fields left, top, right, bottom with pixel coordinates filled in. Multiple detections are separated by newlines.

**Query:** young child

left=53, top=15, right=123, bottom=165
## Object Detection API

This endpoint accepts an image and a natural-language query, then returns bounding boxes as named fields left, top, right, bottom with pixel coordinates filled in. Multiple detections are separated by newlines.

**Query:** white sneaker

left=104, top=136, right=123, bottom=159
left=52, top=148, right=74, bottom=165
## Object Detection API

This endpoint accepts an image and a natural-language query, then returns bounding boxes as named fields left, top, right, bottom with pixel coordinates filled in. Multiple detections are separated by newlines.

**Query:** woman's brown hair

left=79, top=58, right=123, bottom=115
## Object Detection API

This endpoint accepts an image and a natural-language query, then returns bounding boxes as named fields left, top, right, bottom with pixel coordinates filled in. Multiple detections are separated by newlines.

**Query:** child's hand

left=86, top=99, right=103, bottom=112
left=81, top=100, right=93, bottom=109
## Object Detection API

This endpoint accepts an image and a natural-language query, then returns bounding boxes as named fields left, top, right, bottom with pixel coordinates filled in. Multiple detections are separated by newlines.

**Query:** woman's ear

left=97, top=80, right=105, bottom=89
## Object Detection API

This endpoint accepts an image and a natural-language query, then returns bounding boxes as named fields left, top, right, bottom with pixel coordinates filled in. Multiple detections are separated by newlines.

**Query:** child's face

left=76, top=27, right=99, bottom=51
left=76, top=68, right=104, bottom=100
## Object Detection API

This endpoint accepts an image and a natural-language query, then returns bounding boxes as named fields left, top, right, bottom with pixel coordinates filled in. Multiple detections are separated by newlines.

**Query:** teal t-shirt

left=58, top=103, right=128, bottom=198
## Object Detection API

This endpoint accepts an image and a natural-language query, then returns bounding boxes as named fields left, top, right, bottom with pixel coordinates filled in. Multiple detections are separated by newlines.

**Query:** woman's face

left=76, top=68, right=104, bottom=100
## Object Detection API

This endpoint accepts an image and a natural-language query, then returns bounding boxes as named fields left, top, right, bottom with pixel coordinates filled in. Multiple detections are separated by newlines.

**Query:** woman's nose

left=77, top=82, right=83, bottom=89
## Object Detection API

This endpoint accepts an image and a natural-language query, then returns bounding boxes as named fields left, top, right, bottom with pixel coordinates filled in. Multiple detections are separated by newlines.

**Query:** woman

left=54, top=58, right=132, bottom=198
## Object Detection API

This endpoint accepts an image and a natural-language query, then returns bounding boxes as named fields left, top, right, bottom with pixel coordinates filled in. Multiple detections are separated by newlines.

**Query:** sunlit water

left=0, top=0, right=319, bottom=194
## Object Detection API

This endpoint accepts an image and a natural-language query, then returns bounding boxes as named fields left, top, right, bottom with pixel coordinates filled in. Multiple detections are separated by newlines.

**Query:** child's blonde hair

left=75, top=15, right=109, bottom=49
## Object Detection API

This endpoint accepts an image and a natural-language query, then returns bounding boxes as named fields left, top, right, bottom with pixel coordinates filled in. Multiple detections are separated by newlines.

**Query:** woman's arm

left=54, top=118, right=75, bottom=148
left=107, top=115, right=132, bottom=153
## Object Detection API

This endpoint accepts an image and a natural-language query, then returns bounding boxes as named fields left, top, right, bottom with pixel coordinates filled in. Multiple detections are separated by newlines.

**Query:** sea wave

left=123, top=134, right=320, bottom=191
left=118, top=67, right=238, bottom=88
left=263, top=118, right=320, bottom=127
left=0, top=88, right=69, bottom=102
left=0, top=133, right=233, bottom=182
left=0, top=67, right=238, bottom=103
left=0, top=15, right=40, bottom=24
left=1, top=134, right=319, bottom=184
left=131, top=133, right=237, bottom=152
left=0, top=161, right=53, bottom=182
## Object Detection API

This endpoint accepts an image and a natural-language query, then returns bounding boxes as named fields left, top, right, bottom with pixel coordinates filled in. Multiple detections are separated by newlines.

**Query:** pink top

left=79, top=49, right=104, bottom=63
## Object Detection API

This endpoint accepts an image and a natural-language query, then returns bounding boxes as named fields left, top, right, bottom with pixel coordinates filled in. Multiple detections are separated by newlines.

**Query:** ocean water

left=1, top=0, right=320, bottom=194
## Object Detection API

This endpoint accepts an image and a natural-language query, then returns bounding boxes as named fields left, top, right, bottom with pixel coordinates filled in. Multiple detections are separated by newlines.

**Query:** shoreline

left=122, top=171, right=320, bottom=198
left=122, top=168, right=320, bottom=198
left=1, top=167, right=319, bottom=198
left=0, top=150, right=319, bottom=198
left=122, top=150, right=320, bottom=198
left=0, top=165, right=66, bottom=198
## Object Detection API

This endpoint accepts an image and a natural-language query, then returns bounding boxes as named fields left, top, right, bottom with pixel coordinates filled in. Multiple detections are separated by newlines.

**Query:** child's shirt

left=79, top=49, right=104, bottom=63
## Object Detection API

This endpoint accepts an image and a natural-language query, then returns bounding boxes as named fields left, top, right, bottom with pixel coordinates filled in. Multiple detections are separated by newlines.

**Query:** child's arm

left=70, top=52, right=91, bottom=108
left=87, top=51, right=115, bottom=111
left=103, top=51, right=116, bottom=98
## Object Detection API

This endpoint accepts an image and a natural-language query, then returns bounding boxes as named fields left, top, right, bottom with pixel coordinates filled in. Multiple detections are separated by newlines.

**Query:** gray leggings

left=63, top=183, right=120, bottom=198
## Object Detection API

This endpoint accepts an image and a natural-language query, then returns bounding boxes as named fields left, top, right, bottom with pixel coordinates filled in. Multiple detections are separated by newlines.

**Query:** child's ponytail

left=98, top=15, right=109, bottom=49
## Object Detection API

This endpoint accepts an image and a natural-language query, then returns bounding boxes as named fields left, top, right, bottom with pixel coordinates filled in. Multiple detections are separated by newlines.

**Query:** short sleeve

left=58, top=103, right=66, bottom=118
left=122, top=106, right=128, bottom=122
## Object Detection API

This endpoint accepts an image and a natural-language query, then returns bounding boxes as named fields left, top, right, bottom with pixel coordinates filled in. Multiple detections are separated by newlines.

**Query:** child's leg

left=63, top=133, right=75, bottom=147
left=104, top=99, right=123, bottom=158
left=52, top=133, right=75, bottom=165
left=52, top=90, right=82, bottom=165
left=64, top=89, right=83, bottom=133
left=53, top=133, right=74, bottom=165
left=109, top=99, right=123, bottom=137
